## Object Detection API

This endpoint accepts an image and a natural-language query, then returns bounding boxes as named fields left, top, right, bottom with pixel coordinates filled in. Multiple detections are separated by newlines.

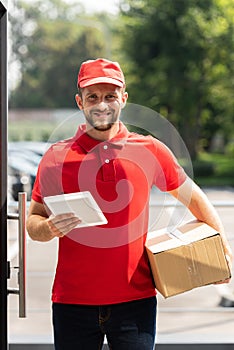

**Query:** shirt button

left=105, top=159, right=110, bottom=164
left=103, top=145, right=108, bottom=150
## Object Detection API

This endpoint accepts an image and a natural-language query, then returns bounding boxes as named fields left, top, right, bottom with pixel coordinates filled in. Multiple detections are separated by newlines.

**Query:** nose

left=97, top=101, right=109, bottom=111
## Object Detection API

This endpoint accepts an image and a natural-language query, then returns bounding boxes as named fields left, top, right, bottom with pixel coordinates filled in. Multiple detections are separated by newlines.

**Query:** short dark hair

left=77, top=87, right=83, bottom=97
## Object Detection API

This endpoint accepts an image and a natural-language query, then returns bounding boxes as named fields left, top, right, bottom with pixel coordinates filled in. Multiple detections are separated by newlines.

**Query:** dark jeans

left=52, top=296, right=157, bottom=350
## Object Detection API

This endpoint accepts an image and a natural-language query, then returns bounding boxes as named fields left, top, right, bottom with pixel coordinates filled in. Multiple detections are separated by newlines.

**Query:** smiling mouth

left=92, top=112, right=112, bottom=118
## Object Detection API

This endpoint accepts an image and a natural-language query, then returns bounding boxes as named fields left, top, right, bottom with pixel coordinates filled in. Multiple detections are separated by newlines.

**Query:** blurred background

left=8, top=0, right=234, bottom=192
left=6, top=0, right=234, bottom=348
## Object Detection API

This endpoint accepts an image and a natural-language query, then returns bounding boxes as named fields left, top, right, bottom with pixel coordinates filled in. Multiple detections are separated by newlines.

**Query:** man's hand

left=169, top=178, right=233, bottom=285
left=27, top=199, right=82, bottom=242
left=214, top=248, right=233, bottom=284
left=46, top=213, right=81, bottom=238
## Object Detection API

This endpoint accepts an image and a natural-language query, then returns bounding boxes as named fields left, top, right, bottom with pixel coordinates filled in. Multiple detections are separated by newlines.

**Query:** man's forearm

left=169, top=178, right=232, bottom=259
left=188, top=186, right=225, bottom=234
left=27, top=214, right=55, bottom=242
left=26, top=199, right=82, bottom=241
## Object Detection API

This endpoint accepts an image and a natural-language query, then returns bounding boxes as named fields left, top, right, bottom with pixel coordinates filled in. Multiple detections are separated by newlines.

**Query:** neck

left=85, top=122, right=120, bottom=141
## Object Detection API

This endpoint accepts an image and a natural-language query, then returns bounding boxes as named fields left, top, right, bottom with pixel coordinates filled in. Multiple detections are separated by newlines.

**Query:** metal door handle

left=18, top=192, right=27, bottom=318
left=8, top=192, right=27, bottom=318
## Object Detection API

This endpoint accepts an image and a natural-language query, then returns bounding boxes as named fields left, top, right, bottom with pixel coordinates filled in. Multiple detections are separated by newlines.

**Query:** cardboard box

left=146, top=220, right=231, bottom=298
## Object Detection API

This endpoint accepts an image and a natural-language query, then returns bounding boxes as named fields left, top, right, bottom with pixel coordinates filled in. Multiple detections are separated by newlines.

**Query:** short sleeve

left=151, top=138, right=187, bottom=191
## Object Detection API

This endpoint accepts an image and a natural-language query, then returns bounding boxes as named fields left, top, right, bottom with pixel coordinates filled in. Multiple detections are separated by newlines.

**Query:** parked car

left=9, top=141, right=50, bottom=157
left=8, top=163, right=32, bottom=201
left=8, top=142, right=50, bottom=201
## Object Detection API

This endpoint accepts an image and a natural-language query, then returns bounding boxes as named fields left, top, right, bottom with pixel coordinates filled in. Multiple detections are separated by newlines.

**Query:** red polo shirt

left=32, top=122, right=187, bottom=305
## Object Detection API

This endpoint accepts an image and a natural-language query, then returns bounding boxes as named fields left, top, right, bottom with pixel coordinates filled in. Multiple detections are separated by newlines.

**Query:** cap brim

left=79, top=77, right=124, bottom=88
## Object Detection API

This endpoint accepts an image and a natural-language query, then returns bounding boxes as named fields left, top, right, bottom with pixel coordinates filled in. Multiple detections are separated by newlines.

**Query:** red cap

left=77, top=58, right=125, bottom=88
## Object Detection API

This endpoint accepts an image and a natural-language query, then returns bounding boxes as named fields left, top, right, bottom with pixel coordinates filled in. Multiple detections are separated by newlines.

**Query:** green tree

left=9, top=0, right=109, bottom=108
left=119, top=0, right=234, bottom=159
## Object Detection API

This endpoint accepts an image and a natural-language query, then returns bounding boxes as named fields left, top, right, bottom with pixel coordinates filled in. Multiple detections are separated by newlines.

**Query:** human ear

left=121, top=91, right=128, bottom=108
left=75, top=94, right=83, bottom=110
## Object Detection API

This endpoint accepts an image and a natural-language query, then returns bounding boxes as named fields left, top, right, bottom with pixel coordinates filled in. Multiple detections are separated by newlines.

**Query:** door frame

left=0, top=1, right=8, bottom=349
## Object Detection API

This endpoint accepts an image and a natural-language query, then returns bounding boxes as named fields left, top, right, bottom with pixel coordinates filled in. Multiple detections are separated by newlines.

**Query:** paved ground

left=7, top=187, right=234, bottom=345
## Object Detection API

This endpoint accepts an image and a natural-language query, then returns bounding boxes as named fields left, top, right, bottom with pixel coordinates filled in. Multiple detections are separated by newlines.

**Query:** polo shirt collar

left=73, top=122, right=129, bottom=153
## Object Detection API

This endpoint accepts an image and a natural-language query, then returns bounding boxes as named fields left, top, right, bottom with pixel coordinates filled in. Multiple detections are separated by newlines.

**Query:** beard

left=83, top=106, right=119, bottom=131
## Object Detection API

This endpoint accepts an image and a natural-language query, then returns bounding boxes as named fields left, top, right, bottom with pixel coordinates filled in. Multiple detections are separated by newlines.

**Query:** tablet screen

left=43, top=191, right=108, bottom=228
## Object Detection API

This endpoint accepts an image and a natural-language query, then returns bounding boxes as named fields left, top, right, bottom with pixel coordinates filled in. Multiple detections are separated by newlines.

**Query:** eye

left=105, top=94, right=117, bottom=101
left=87, top=94, right=97, bottom=101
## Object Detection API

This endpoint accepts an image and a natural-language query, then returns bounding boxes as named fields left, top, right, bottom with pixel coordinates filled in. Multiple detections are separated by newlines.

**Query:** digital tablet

left=43, top=191, right=108, bottom=228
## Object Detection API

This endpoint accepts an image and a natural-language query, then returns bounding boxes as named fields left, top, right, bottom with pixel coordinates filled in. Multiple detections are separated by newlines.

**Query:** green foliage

left=8, top=120, right=56, bottom=141
left=8, top=0, right=234, bottom=163
left=225, top=141, right=234, bottom=157
left=9, top=0, right=110, bottom=108
left=192, top=159, right=215, bottom=177
left=194, top=152, right=234, bottom=186
left=119, top=0, right=234, bottom=159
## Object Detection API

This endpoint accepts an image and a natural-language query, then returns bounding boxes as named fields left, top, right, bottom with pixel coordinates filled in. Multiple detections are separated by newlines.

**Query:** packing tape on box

left=169, top=229, right=190, bottom=244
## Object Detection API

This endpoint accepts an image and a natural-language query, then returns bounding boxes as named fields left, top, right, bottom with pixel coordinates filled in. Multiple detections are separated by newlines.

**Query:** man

left=27, top=58, right=232, bottom=350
